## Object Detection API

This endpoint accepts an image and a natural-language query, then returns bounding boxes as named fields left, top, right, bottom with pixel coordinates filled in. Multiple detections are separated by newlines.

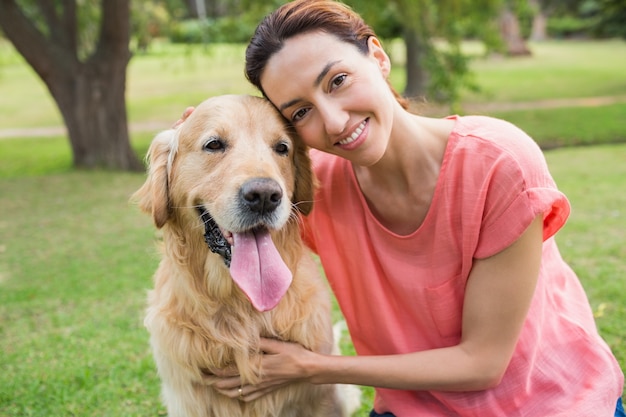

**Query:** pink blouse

left=302, top=115, right=623, bottom=416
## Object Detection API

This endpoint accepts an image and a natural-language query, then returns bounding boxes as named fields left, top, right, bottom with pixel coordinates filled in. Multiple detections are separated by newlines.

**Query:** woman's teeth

left=338, top=120, right=366, bottom=146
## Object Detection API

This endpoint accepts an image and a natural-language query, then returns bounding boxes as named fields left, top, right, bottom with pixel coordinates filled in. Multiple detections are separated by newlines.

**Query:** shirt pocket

left=424, top=274, right=465, bottom=341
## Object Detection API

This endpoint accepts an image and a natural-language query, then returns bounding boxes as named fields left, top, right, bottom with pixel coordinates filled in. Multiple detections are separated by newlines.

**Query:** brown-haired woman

left=200, top=1, right=624, bottom=415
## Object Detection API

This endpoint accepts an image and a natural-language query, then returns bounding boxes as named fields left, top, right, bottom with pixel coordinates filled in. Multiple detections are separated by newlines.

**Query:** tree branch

left=61, top=0, right=78, bottom=55
left=97, top=0, right=131, bottom=59
left=0, top=0, right=56, bottom=78
left=37, top=0, right=61, bottom=38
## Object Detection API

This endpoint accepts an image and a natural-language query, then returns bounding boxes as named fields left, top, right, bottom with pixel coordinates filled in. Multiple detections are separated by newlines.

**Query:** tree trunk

left=403, top=28, right=428, bottom=99
left=0, top=0, right=142, bottom=171
left=499, top=5, right=532, bottom=56
left=51, top=55, right=139, bottom=170
left=530, top=10, right=547, bottom=41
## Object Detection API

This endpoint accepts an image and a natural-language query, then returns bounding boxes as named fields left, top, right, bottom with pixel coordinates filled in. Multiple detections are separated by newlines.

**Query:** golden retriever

left=133, top=95, right=353, bottom=417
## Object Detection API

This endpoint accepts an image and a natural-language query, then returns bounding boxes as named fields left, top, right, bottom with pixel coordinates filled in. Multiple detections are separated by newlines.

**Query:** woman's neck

left=351, top=112, right=455, bottom=234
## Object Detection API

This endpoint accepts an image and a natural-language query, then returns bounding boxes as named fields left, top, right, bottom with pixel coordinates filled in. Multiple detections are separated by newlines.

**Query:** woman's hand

left=172, top=106, right=195, bottom=128
left=213, top=338, right=317, bottom=402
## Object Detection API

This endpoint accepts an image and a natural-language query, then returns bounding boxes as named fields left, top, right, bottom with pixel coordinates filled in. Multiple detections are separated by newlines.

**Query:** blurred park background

left=0, top=0, right=624, bottom=415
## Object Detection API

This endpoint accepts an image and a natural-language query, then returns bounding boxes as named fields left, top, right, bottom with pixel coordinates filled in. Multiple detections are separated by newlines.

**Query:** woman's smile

left=336, top=118, right=368, bottom=150
left=260, top=31, right=396, bottom=165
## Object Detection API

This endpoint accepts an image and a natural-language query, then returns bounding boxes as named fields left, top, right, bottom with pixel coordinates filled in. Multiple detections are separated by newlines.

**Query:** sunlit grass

left=1, top=144, right=624, bottom=415
left=1, top=37, right=625, bottom=415
left=2, top=39, right=626, bottom=131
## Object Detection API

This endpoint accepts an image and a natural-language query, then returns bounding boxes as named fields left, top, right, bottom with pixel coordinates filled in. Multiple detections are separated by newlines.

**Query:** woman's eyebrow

left=278, top=60, right=341, bottom=112
left=314, top=60, right=340, bottom=86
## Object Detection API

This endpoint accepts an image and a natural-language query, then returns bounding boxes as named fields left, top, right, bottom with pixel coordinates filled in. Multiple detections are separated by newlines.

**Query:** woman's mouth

left=337, top=119, right=367, bottom=147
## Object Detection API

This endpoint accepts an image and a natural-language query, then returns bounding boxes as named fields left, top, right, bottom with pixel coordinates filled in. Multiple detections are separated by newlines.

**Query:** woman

left=189, top=0, right=624, bottom=415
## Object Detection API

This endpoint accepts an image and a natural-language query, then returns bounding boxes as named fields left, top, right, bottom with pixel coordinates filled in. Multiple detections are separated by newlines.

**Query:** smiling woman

left=213, top=0, right=626, bottom=416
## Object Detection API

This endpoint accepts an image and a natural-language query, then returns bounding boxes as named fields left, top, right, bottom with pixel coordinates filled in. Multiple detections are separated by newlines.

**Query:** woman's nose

left=319, top=102, right=348, bottom=136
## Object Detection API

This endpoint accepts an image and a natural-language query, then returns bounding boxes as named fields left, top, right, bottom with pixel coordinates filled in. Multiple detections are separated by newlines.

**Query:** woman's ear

left=367, top=37, right=391, bottom=78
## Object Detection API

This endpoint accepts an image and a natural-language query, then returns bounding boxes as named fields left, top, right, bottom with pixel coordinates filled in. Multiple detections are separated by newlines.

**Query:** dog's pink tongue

left=230, top=229, right=292, bottom=312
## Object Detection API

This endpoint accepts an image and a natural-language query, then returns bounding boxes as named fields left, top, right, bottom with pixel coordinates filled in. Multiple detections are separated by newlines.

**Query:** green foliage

left=11, top=0, right=102, bottom=60
left=593, top=0, right=626, bottom=38
left=169, top=16, right=257, bottom=44
left=425, top=44, right=480, bottom=111
left=547, top=15, right=599, bottom=38
left=541, top=0, right=626, bottom=39
left=374, top=0, right=491, bottom=105
left=513, top=0, right=536, bottom=39
left=346, top=0, right=404, bottom=39
left=131, top=0, right=171, bottom=52
left=169, top=19, right=208, bottom=43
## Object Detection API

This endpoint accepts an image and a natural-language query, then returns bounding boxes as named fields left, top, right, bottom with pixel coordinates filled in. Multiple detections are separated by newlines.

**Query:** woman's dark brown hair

left=245, top=0, right=409, bottom=109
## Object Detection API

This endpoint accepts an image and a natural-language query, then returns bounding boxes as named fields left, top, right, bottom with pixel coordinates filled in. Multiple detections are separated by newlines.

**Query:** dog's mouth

left=197, top=207, right=232, bottom=267
left=196, top=206, right=292, bottom=312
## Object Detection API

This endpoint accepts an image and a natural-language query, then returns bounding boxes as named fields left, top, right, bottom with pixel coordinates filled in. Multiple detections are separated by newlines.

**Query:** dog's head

left=132, top=95, right=314, bottom=311
left=134, top=95, right=314, bottom=229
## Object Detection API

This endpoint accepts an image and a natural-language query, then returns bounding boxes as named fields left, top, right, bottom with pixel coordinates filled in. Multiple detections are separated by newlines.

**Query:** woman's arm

left=216, top=215, right=544, bottom=401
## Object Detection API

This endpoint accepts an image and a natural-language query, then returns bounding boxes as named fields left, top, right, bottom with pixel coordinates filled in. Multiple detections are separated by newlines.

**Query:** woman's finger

left=227, top=380, right=292, bottom=402
left=213, top=375, right=243, bottom=391
left=172, top=106, right=196, bottom=128
left=259, top=337, right=289, bottom=353
left=240, top=383, right=287, bottom=402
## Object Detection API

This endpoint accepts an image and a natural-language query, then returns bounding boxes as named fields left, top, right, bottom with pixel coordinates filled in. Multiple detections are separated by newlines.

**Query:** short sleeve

left=457, top=117, right=571, bottom=259
left=475, top=186, right=570, bottom=259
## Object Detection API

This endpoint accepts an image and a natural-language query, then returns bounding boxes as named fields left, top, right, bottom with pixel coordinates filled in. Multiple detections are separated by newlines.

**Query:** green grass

left=0, top=171, right=165, bottom=416
left=1, top=144, right=624, bottom=416
left=490, top=103, right=626, bottom=148
left=544, top=145, right=626, bottom=370
left=2, top=39, right=626, bottom=132
left=462, top=39, right=626, bottom=103
left=1, top=38, right=625, bottom=415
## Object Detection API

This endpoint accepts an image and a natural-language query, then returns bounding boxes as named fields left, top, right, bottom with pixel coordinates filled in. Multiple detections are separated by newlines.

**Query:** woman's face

left=260, top=31, right=397, bottom=166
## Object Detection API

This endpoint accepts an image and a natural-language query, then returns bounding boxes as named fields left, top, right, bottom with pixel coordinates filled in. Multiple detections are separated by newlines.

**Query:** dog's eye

left=203, top=138, right=226, bottom=153
left=274, top=141, right=290, bottom=156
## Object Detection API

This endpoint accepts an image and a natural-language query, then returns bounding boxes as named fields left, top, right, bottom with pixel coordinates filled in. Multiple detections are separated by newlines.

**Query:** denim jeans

left=369, top=411, right=395, bottom=417
left=616, top=397, right=625, bottom=417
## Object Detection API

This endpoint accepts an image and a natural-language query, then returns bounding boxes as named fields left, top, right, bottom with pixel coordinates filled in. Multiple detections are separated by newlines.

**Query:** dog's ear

left=131, top=130, right=177, bottom=228
left=292, top=136, right=315, bottom=215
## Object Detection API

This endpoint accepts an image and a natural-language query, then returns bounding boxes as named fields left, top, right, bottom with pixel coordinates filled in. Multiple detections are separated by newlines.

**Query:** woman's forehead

left=263, top=32, right=360, bottom=84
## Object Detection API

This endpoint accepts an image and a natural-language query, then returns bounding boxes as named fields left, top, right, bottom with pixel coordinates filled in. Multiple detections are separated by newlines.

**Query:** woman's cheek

left=298, top=124, right=323, bottom=149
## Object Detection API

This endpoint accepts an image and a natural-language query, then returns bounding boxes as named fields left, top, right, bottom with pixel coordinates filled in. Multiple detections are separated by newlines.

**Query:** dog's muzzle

left=197, top=207, right=232, bottom=267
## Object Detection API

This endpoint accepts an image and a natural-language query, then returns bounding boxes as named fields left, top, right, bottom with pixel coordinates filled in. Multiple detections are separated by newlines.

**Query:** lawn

left=0, top=142, right=623, bottom=416
left=0, top=38, right=625, bottom=415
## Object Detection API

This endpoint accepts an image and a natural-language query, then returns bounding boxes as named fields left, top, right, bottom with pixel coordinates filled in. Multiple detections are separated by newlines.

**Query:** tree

left=0, top=0, right=142, bottom=171
left=592, top=0, right=626, bottom=39
left=499, top=1, right=532, bottom=55
left=529, top=0, right=548, bottom=41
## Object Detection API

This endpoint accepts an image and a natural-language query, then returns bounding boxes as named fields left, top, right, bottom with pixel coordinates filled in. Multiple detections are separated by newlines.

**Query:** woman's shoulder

left=443, top=115, right=553, bottom=184
left=450, top=115, right=542, bottom=157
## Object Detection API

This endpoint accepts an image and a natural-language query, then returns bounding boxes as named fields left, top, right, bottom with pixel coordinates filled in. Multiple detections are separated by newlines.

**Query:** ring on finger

left=238, top=387, right=244, bottom=400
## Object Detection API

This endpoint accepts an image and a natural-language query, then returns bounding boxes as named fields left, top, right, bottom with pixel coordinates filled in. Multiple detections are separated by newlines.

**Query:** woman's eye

left=292, top=108, right=309, bottom=122
left=203, top=138, right=226, bottom=152
left=274, top=141, right=290, bottom=155
left=331, top=74, right=347, bottom=89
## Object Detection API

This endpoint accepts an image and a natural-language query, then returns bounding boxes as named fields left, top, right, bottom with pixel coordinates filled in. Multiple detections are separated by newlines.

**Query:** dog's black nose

left=240, top=178, right=283, bottom=214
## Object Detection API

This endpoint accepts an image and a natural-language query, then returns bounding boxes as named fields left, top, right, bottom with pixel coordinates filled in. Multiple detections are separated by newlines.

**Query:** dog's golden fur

left=133, top=95, right=345, bottom=417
